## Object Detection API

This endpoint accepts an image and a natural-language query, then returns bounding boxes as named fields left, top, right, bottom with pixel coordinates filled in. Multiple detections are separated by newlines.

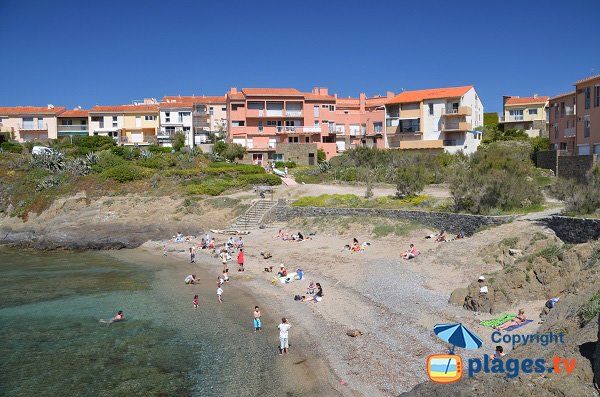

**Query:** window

left=37, top=118, right=45, bottom=129
left=165, top=126, right=175, bottom=134
left=222, top=107, right=226, bottom=112
left=553, top=124, right=558, bottom=139
left=61, top=119, right=73, bottom=125
left=231, top=121, right=245, bottom=127
left=231, top=104, right=244, bottom=111
left=559, top=102, right=565, bottom=117
left=528, top=108, right=538, bottom=115
left=258, top=121, right=263, bottom=133
left=595, top=86, right=600, bottom=107
left=428, top=103, right=434, bottom=115
left=585, top=87, right=591, bottom=109
left=273, top=153, right=284, bottom=161
left=209, top=107, right=214, bottom=116
left=144, top=115, right=156, bottom=121
left=373, top=122, right=382, bottom=133
left=321, top=104, right=334, bottom=111
left=178, top=113, right=184, bottom=123
left=81, top=119, right=87, bottom=125
left=112, top=116, right=118, bottom=128
left=305, top=137, right=310, bottom=143
left=509, top=109, right=523, bottom=121
left=288, top=137, right=299, bottom=143
left=398, top=119, right=420, bottom=132
left=344, top=110, right=349, bottom=114
left=183, top=127, right=190, bottom=132
left=313, top=105, right=320, bottom=117
left=554, top=104, right=559, bottom=119
left=267, top=120, right=278, bottom=126
left=314, top=121, right=319, bottom=128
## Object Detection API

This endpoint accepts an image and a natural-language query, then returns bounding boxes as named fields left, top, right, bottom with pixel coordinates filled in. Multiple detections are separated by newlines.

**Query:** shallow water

left=0, top=249, right=319, bottom=397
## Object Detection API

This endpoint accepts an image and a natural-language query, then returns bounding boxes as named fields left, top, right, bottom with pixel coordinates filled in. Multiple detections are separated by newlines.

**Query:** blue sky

left=0, top=0, right=598, bottom=113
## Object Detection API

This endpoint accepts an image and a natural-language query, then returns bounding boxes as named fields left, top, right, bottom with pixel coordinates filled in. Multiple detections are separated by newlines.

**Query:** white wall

left=422, top=99, right=445, bottom=140
left=89, top=114, right=123, bottom=134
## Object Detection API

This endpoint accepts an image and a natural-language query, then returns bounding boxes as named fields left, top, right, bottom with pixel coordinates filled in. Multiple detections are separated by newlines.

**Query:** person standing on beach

left=193, top=295, right=199, bottom=309
left=253, top=306, right=262, bottom=332
left=237, top=248, right=245, bottom=272
left=217, top=286, right=224, bottom=303
left=163, top=245, right=168, bottom=257
left=190, top=247, right=196, bottom=263
left=220, top=250, right=228, bottom=271
left=278, top=318, right=291, bottom=355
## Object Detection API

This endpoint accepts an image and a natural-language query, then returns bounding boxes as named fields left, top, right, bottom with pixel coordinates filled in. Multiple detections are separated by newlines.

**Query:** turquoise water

left=0, top=249, right=317, bottom=396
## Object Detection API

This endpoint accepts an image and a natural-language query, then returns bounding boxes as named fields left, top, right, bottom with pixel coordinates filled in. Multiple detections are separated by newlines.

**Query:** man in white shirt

left=278, top=318, right=291, bottom=354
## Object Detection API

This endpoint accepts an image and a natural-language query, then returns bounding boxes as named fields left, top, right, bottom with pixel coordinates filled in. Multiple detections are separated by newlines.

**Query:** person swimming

left=99, top=310, right=124, bottom=324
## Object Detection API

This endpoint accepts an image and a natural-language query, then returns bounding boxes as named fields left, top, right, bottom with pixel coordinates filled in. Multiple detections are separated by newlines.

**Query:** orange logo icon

left=427, top=354, right=463, bottom=384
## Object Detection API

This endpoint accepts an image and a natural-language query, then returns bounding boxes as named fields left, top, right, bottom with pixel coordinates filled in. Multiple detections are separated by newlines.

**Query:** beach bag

left=294, top=295, right=302, bottom=301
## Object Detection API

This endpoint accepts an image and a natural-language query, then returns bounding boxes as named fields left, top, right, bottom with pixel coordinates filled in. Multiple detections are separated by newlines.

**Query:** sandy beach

left=132, top=217, right=548, bottom=396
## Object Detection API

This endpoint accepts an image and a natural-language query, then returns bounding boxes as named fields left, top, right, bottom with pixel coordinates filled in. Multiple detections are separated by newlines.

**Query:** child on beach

left=237, top=248, right=245, bottom=272
left=217, top=286, right=223, bottom=303
left=220, top=250, right=228, bottom=271
left=193, top=295, right=199, bottom=309
left=222, top=270, right=229, bottom=282
left=278, top=318, right=291, bottom=354
left=163, top=245, right=167, bottom=256
left=253, top=306, right=262, bottom=332
left=190, top=247, right=196, bottom=263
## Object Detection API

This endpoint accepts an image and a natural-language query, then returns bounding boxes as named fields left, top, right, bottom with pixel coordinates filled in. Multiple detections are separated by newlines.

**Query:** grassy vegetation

left=517, top=243, right=565, bottom=266
left=500, top=237, right=519, bottom=248
left=578, top=291, right=600, bottom=326
left=292, top=215, right=423, bottom=237
left=291, top=194, right=430, bottom=209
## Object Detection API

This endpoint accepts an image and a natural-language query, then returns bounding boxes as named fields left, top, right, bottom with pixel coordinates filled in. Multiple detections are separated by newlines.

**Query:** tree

left=222, top=143, right=246, bottom=162
left=213, top=140, right=227, bottom=155
left=317, top=149, right=326, bottom=164
left=172, top=131, right=186, bottom=152
left=394, top=165, right=426, bottom=198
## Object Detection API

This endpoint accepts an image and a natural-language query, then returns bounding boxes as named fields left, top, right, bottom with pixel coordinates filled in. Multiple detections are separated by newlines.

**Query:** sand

left=132, top=219, right=547, bottom=396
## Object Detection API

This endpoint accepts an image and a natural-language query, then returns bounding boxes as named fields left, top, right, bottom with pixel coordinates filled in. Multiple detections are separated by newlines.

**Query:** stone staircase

left=230, top=200, right=278, bottom=230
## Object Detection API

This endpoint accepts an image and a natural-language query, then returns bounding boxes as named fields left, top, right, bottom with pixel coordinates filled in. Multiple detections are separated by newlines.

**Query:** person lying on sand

left=400, top=244, right=419, bottom=259
left=425, top=230, right=441, bottom=239
left=275, top=229, right=284, bottom=239
left=99, top=310, right=124, bottom=324
left=435, top=230, right=448, bottom=242
left=494, top=309, right=526, bottom=330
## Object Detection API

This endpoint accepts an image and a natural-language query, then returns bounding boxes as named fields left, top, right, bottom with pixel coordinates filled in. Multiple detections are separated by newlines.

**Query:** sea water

left=0, top=249, right=298, bottom=397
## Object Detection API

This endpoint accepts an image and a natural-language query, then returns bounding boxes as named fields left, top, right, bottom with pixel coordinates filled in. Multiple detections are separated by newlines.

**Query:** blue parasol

left=433, top=323, right=482, bottom=353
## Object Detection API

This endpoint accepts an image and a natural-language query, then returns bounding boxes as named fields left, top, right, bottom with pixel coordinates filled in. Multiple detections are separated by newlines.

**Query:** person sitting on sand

left=304, top=283, right=323, bottom=302
left=275, top=229, right=284, bottom=238
left=456, top=231, right=465, bottom=239
left=435, top=230, right=447, bottom=243
left=306, top=282, right=316, bottom=295
left=401, top=244, right=419, bottom=259
left=495, top=309, right=526, bottom=331
left=277, top=264, right=288, bottom=277
left=351, top=241, right=362, bottom=252
left=100, top=310, right=124, bottom=324
left=494, top=345, right=506, bottom=359
left=184, top=274, right=198, bottom=285
left=235, top=237, right=244, bottom=249
left=227, top=237, right=235, bottom=248
left=208, top=238, right=215, bottom=250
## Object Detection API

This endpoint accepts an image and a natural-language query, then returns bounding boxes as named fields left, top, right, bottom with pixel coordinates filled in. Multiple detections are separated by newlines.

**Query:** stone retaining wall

left=270, top=203, right=515, bottom=236
left=543, top=216, right=600, bottom=243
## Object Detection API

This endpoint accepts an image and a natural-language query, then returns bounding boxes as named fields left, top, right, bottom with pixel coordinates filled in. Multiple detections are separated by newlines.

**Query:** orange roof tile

left=365, top=97, right=388, bottom=107
left=336, top=98, right=360, bottom=107
left=504, top=96, right=549, bottom=105
left=194, top=96, right=226, bottom=104
left=90, top=105, right=159, bottom=113
left=59, top=109, right=89, bottom=117
left=387, top=86, right=473, bottom=104
left=303, top=93, right=335, bottom=101
left=0, top=106, right=66, bottom=116
left=241, top=88, right=303, bottom=96
left=227, top=92, right=245, bottom=101
left=575, top=74, right=600, bottom=85
left=550, top=91, right=576, bottom=101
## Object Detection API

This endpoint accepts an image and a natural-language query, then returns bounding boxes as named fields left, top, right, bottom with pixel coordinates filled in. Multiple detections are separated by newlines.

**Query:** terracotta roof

left=90, top=105, right=159, bottom=113
left=550, top=91, right=576, bottom=101
left=365, top=97, right=389, bottom=107
left=303, top=93, right=335, bottom=101
left=387, top=86, right=473, bottom=104
left=227, top=92, right=245, bottom=101
left=241, top=88, right=303, bottom=96
left=575, top=74, right=600, bottom=85
left=504, top=96, right=549, bottom=105
left=0, top=106, right=66, bottom=116
left=194, top=96, right=226, bottom=104
left=159, top=100, right=194, bottom=109
left=336, top=98, right=360, bottom=107
left=59, top=109, right=89, bottom=117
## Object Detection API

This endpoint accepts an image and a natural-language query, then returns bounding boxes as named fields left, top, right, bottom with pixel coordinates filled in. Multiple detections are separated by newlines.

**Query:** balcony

left=393, top=140, right=444, bottom=150
left=120, top=135, right=157, bottom=145
left=508, top=115, right=524, bottom=121
left=20, top=123, right=47, bottom=131
left=285, top=110, right=303, bottom=117
left=266, top=110, right=283, bottom=117
left=58, top=125, right=89, bottom=132
left=442, top=106, right=472, bottom=116
left=275, top=126, right=322, bottom=134
left=564, top=127, right=576, bottom=138
left=442, top=121, right=471, bottom=132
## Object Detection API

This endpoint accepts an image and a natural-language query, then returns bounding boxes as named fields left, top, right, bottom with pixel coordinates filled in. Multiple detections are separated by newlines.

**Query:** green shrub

left=291, top=194, right=428, bottom=209
left=208, top=163, right=265, bottom=174
left=238, top=174, right=282, bottom=186
left=578, top=291, right=600, bottom=326
left=148, top=145, right=174, bottom=154
left=500, top=237, right=519, bottom=248
left=92, top=151, right=125, bottom=173
left=551, top=166, right=600, bottom=215
left=186, top=179, right=237, bottom=196
left=317, top=149, right=326, bottom=164
left=137, top=154, right=176, bottom=170
left=395, top=165, right=426, bottom=198
left=101, top=164, right=151, bottom=183
left=172, top=132, right=186, bottom=152
left=275, top=161, right=296, bottom=169
left=1, top=142, right=23, bottom=153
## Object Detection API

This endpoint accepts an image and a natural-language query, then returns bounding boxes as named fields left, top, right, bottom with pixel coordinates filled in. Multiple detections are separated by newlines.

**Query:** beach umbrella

left=433, top=323, right=482, bottom=353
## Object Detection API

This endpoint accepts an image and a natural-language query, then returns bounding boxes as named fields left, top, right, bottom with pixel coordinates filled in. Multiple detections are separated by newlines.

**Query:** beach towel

left=479, top=314, right=516, bottom=328
left=503, top=319, right=533, bottom=332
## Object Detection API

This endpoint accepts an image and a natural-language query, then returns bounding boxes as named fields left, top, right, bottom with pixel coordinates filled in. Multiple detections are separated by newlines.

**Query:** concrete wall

left=270, top=202, right=515, bottom=236
left=274, top=143, right=318, bottom=166
left=543, top=216, right=600, bottom=244
left=535, top=150, right=558, bottom=174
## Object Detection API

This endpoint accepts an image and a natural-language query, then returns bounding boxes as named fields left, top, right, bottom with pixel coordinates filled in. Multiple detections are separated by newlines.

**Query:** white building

left=0, top=105, right=66, bottom=141
left=159, top=98, right=193, bottom=147
left=89, top=106, right=125, bottom=140
left=384, top=85, right=484, bottom=154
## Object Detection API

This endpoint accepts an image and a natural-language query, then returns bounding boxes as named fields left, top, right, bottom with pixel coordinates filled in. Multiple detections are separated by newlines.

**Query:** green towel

left=479, top=314, right=515, bottom=328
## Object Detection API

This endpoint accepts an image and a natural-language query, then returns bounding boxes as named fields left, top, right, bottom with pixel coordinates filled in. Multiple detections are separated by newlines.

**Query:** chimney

left=47, top=104, right=54, bottom=109
left=387, top=91, right=395, bottom=98
left=359, top=93, right=366, bottom=112
left=313, top=87, right=319, bottom=94
left=533, top=93, right=538, bottom=98
left=143, top=98, right=157, bottom=104
left=319, top=87, right=329, bottom=96
left=230, top=87, right=237, bottom=94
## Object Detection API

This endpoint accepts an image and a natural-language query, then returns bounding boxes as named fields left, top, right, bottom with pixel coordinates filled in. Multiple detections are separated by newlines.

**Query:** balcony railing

left=441, top=121, right=470, bottom=132
left=20, top=123, right=47, bottom=130
left=285, top=110, right=303, bottom=117
left=275, top=126, right=322, bottom=134
left=387, top=113, right=400, bottom=118
left=58, top=125, right=89, bottom=132
left=564, top=127, right=576, bottom=137
left=442, top=106, right=472, bottom=116
left=121, top=135, right=157, bottom=144
left=509, top=115, right=524, bottom=121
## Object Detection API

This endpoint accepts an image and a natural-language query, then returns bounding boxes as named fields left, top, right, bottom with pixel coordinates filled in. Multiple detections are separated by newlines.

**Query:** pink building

left=226, top=87, right=390, bottom=165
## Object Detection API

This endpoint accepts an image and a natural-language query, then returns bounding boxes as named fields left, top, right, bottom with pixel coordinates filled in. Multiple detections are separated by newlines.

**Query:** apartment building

left=575, top=74, right=600, bottom=155
left=502, top=95, right=549, bottom=137
left=0, top=105, right=66, bottom=141
left=193, top=96, right=227, bottom=144
left=89, top=102, right=159, bottom=145
left=159, top=97, right=194, bottom=147
left=333, top=94, right=390, bottom=151
left=384, top=86, right=483, bottom=154
left=57, top=109, right=89, bottom=139
left=548, top=92, right=576, bottom=154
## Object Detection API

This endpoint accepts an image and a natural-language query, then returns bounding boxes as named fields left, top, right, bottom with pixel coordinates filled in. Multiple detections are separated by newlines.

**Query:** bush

left=92, top=151, right=125, bottom=173
left=551, top=166, right=600, bottom=215
left=1, top=142, right=23, bottom=153
left=238, top=174, right=282, bottom=186
left=395, top=165, right=426, bottom=198
left=317, top=149, right=326, bottom=164
left=207, top=163, right=265, bottom=174
left=275, top=161, right=296, bottom=169
left=186, top=179, right=237, bottom=196
left=101, top=164, right=151, bottom=183
left=137, top=155, right=176, bottom=170
left=172, top=132, right=186, bottom=152
left=148, top=145, right=174, bottom=154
